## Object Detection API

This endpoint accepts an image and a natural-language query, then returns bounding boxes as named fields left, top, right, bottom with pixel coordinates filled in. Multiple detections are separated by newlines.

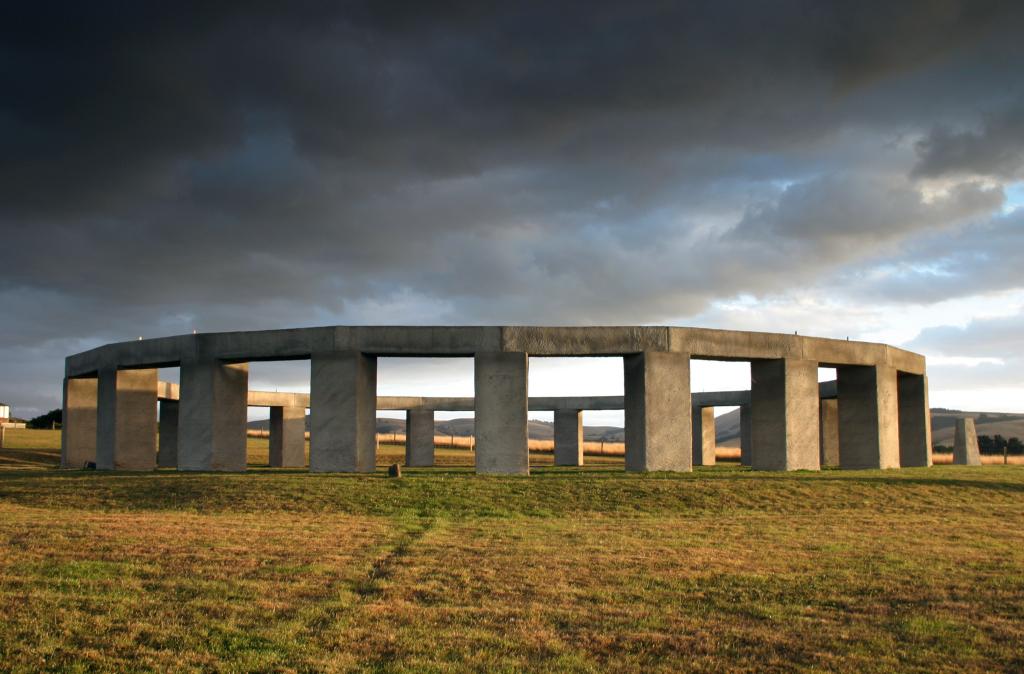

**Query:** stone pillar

left=554, top=409, right=584, bottom=466
left=269, top=405, right=306, bottom=468
left=178, top=360, right=249, bottom=471
left=953, top=417, right=981, bottom=465
left=309, top=351, right=377, bottom=472
left=624, top=351, right=692, bottom=472
left=898, top=373, right=932, bottom=467
left=750, top=358, right=819, bottom=471
left=691, top=406, right=716, bottom=466
left=837, top=364, right=900, bottom=470
left=157, top=400, right=179, bottom=468
left=96, top=368, right=158, bottom=471
left=474, top=352, right=529, bottom=474
left=819, top=398, right=839, bottom=467
left=61, top=376, right=98, bottom=469
left=739, top=403, right=752, bottom=466
left=405, top=408, right=435, bottom=467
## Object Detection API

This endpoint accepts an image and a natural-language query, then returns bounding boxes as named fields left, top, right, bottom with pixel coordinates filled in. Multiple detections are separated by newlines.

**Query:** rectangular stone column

left=61, top=376, right=97, bottom=469
left=474, top=352, right=529, bottom=474
left=157, top=400, right=179, bottom=468
left=405, top=408, right=436, bottom=467
left=309, top=351, right=377, bottom=472
left=554, top=409, right=584, bottom=466
left=819, top=398, right=839, bottom=467
left=837, top=364, right=900, bottom=470
left=624, top=351, right=691, bottom=472
left=178, top=360, right=249, bottom=471
left=96, top=368, right=158, bottom=471
left=270, top=405, right=306, bottom=467
left=953, top=417, right=981, bottom=465
left=691, top=406, right=716, bottom=466
left=898, top=373, right=932, bottom=467
left=739, top=403, right=752, bottom=466
left=750, top=358, right=819, bottom=471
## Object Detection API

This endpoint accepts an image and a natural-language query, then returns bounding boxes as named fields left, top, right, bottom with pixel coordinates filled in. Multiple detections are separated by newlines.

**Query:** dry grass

left=2, top=430, right=1024, bottom=671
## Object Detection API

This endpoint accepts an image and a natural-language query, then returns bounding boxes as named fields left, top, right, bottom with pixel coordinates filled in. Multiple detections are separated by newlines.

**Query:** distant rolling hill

left=248, top=407, right=1024, bottom=446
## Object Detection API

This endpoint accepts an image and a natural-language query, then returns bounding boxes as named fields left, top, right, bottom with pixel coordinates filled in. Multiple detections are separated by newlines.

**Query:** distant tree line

left=934, top=435, right=1024, bottom=455
left=27, top=408, right=61, bottom=429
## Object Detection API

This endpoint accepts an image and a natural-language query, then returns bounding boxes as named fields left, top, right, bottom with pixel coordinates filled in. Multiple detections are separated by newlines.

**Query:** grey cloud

left=3, top=1, right=1024, bottom=415
left=914, top=109, right=1024, bottom=179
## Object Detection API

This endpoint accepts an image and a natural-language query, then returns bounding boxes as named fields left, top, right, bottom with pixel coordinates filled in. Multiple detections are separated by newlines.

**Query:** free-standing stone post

left=953, top=417, right=981, bottom=465
left=474, top=352, right=529, bottom=474
left=898, top=372, right=932, bottom=467
left=269, top=405, right=306, bottom=467
left=554, top=409, right=584, bottom=466
left=750, top=358, right=819, bottom=471
left=819, top=398, right=840, bottom=467
left=178, top=360, right=249, bottom=471
left=739, top=403, right=752, bottom=466
left=624, top=351, right=692, bottom=472
left=157, top=400, right=179, bottom=468
left=96, top=368, right=158, bottom=471
left=838, top=364, right=900, bottom=469
left=61, top=376, right=98, bottom=468
left=405, top=408, right=436, bottom=467
left=310, top=351, right=377, bottom=472
left=691, top=406, right=716, bottom=466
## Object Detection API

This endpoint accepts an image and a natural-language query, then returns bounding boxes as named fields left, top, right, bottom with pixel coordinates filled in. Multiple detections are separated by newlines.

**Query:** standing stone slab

left=898, top=372, right=932, bottom=467
left=819, top=398, right=840, bottom=467
left=691, top=406, right=716, bottom=466
left=405, top=408, right=436, bottom=467
left=157, top=400, right=179, bottom=468
left=750, top=358, right=819, bottom=471
left=554, top=409, right=584, bottom=466
left=179, top=360, right=249, bottom=471
left=739, top=403, right=752, bottom=466
left=474, top=352, right=529, bottom=475
left=61, top=376, right=97, bottom=469
left=624, top=351, right=692, bottom=472
left=96, top=368, right=158, bottom=471
left=953, top=417, right=981, bottom=465
left=838, top=364, right=900, bottom=470
left=310, top=351, right=377, bottom=472
left=269, top=405, right=306, bottom=467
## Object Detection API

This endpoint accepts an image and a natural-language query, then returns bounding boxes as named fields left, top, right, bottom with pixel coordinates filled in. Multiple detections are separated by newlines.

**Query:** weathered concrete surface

left=96, top=368, right=157, bottom=471
left=750, top=359, right=819, bottom=471
left=624, top=352, right=692, bottom=472
left=739, top=403, right=752, bottom=466
left=405, top=408, right=435, bottom=467
left=819, top=398, right=840, bottom=467
left=474, top=352, right=529, bottom=475
left=269, top=405, right=306, bottom=467
left=838, top=365, right=900, bottom=470
left=953, top=417, right=982, bottom=466
left=554, top=409, right=584, bottom=466
left=178, top=360, right=249, bottom=471
left=692, top=406, right=716, bottom=466
left=157, top=400, right=179, bottom=468
left=898, top=373, right=932, bottom=467
left=61, top=377, right=97, bottom=469
left=310, top=352, right=377, bottom=472
left=66, top=326, right=926, bottom=378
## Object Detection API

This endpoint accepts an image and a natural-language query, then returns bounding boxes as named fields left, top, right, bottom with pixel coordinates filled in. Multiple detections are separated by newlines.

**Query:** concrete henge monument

left=61, top=325, right=933, bottom=474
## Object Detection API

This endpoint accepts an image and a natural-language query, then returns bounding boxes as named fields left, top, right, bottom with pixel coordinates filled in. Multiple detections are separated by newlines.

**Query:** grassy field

left=1, top=431, right=1023, bottom=672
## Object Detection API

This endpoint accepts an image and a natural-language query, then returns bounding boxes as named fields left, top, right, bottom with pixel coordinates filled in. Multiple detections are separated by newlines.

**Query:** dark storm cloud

left=3, top=1, right=1024, bottom=415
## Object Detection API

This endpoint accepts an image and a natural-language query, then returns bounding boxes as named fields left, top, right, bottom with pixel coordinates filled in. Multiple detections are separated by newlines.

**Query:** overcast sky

left=2, top=1, right=1023, bottom=423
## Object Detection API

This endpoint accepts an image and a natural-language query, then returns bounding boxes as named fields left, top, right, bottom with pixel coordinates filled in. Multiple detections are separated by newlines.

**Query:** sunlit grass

left=1, top=430, right=1023, bottom=671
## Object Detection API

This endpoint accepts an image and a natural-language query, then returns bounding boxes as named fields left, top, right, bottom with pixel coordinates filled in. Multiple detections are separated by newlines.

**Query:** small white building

left=0, top=403, right=9, bottom=423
